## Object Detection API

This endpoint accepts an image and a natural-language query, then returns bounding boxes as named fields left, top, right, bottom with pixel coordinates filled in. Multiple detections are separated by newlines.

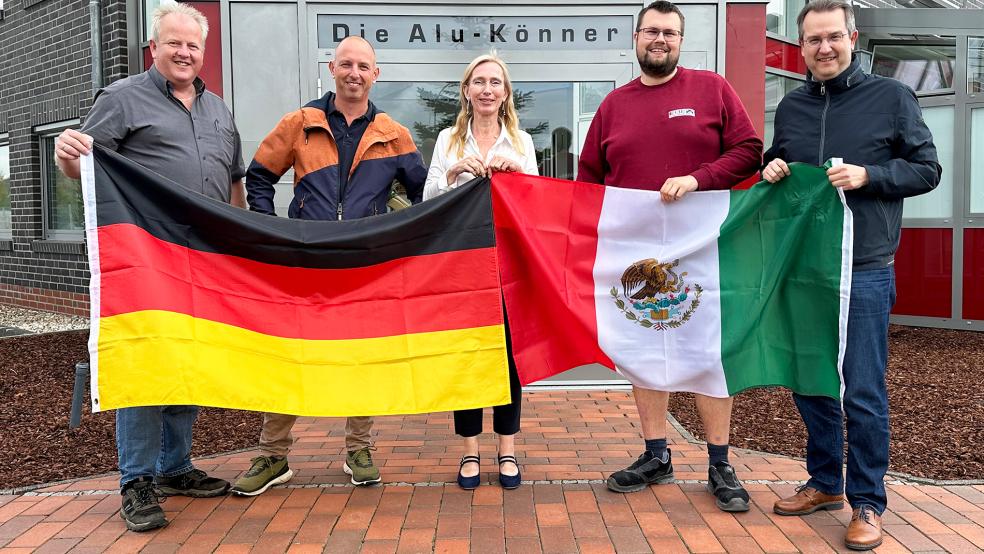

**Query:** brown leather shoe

left=845, top=506, right=883, bottom=551
left=773, top=486, right=845, bottom=515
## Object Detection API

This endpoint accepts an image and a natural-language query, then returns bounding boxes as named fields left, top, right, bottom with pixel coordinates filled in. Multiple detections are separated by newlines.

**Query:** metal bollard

left=70, top=362, right=90, bottom=429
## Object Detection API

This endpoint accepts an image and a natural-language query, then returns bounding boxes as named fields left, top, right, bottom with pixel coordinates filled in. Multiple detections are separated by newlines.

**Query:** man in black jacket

left=762, top=0, right=941, bottom=550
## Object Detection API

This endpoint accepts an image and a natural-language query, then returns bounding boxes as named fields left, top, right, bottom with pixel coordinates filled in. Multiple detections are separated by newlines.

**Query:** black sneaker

left=155, top=468, right=230, bottom=498
left=707, top=461, right=750, bottom=512
left=606, top=448, right=674, bottom=493
left=120, top=478, right=168, bottom=532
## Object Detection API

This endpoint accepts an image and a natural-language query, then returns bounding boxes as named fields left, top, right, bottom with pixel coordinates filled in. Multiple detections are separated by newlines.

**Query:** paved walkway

left=1, top=390, right=983, bottom=553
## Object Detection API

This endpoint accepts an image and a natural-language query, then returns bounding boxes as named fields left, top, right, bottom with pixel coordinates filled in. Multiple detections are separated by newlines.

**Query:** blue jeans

left=793, top=267, right=895, bottom=515
left=116, top=405, right=198, bottom=489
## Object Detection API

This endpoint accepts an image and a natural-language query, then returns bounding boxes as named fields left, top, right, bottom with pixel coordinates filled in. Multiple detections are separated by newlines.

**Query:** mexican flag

left=493, top=164, right=852, bottom=399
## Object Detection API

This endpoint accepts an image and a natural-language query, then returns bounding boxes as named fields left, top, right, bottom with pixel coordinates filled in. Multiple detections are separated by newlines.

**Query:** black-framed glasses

left=636, top=27, right=683, bottom=41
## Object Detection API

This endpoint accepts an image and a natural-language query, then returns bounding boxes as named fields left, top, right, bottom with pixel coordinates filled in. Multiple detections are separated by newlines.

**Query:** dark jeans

left=793, top=267, right=895, bottom=514
left=454, top=312, right=522, bottom=437
left=116, top=405, right=198, bottom=489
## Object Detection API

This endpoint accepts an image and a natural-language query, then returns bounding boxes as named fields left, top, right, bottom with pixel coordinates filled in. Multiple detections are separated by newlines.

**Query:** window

left=38, top=124, right=84, bottom=240
left=970, top=37, right=984, bottom=94
left=871, top=42, right=956, bottom=93
left=902, top=105, right=953, bottom=218
left=0, top=136, right=10, bottom=238
left=764, top=72, right=805, bottom=149
left=143, top=0, right=162, bottom=42
left=971, top=107, right=984, bottom=214
left=766, top=0, right=803, bottom=40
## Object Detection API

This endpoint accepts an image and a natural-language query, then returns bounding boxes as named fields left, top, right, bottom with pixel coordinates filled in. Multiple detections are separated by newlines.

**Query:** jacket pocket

left=289, top=192, right=309, bottom=219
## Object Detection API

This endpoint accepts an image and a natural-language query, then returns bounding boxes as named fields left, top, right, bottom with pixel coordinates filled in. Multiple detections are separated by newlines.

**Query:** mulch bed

left=0, top=330, right=261, bottom=491
left=669, top=324, right=984, bottom=481
left=1, top=325, right=981, bottom=490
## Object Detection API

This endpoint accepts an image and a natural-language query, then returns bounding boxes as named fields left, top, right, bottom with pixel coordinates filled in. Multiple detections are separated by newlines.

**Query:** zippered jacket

left=764, top=56, right=941, bottom=271
left=246, top=92, right=427, bottom=221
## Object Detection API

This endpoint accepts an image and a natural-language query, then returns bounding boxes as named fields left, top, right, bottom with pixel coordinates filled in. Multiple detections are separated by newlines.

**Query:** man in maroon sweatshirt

left=577, top=0, right=762, bottom=512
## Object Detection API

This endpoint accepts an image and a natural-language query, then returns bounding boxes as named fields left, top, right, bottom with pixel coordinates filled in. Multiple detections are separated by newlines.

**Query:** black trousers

left=453, top=311, right=522, bottom=437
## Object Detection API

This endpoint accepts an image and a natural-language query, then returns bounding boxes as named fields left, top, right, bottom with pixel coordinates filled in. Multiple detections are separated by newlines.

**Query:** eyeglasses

left=469, top=78, right=504, bottom=89
left=636, top=27, right=683, bottom=41
left=802, top=32, right=848, bottom=48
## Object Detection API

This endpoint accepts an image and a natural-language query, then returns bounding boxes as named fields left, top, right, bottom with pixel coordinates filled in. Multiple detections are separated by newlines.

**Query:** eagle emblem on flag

left=610, top=258, right=703, bottom=330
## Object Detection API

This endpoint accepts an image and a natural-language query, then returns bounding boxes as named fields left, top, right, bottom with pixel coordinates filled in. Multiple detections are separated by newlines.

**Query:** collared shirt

left=326, top=97, right=376, bottom=200
left=82, top=65, right=245, bottom=203
left=423, top=121, right=538, bottom=200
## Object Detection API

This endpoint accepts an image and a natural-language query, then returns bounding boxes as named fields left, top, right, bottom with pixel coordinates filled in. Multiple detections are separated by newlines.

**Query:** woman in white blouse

left=423, top=54, right=538, bottom=200
left=425, top=53, right=537, bottom=490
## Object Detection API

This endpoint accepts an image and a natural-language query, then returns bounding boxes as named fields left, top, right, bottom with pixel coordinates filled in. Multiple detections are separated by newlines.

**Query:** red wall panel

left=725, top=4, right=766, bottom=191
left=963, top=229, right=984, bottom=321
left=188, top=1, right=223, bottom=98
left=726, top=4, right=767, bottom=140
left=143, top=1, right=223, bottom=98
left=892, top=228, right=952, bottom=318
left=765, top=37, right=807, bottom=75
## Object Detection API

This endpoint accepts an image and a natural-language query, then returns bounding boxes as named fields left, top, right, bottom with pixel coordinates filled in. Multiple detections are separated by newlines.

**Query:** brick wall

left=0, top=0, right=128, bottom=316
left=0, top=283, right=89, bottom=316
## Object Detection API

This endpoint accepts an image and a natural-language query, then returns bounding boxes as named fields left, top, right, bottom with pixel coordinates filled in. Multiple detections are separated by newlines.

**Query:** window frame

left=37, top=119, right=84, bottom=241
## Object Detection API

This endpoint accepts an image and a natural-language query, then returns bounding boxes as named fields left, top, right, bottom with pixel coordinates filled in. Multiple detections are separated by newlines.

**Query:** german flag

left=81, top=147, right=509, bottom=416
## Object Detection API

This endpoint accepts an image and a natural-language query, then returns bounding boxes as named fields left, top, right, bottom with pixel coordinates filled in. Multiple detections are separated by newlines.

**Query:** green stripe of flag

left=718, top=164, right=848, bottom=399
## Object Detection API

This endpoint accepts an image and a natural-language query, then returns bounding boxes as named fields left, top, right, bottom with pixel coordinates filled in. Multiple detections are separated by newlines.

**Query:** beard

left=637, top=47, right=680, bottom=79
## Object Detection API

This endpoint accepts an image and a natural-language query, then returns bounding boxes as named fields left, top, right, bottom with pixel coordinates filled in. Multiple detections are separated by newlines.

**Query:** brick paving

left=1, top=390, right=982, bottom=553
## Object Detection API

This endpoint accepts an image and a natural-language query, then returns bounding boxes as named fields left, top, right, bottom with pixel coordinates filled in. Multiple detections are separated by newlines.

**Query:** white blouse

left=423, top=122, right=539, bottom=200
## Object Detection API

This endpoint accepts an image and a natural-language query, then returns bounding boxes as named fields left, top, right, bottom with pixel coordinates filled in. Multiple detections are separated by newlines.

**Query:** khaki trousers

left=258, top=413, right=373, bottom=456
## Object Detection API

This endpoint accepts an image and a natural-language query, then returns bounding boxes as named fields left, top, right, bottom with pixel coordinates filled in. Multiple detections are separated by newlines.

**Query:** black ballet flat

left=497, top=455, right=522, bottom=490
left=457, top=455, right=481, bottom=490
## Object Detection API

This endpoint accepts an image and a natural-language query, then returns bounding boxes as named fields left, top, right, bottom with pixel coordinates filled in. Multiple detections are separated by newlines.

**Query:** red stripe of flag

left=492, top=173, right=616, bottom=384
left=98, top=223, right=502, bottom=340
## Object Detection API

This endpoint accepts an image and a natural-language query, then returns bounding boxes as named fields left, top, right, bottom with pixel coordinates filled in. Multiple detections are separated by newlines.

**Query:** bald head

left=336, top=36, right=376, bottom=62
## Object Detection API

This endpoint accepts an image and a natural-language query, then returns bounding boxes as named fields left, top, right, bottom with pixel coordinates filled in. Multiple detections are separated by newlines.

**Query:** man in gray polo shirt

left=55, top=2, right=243, bottom=533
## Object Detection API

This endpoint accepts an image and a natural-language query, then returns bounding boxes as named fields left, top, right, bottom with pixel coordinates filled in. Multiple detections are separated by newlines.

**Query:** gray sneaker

left=231, top=456, right=294, bottom=496
left=120, top=478, right=168, bottom=532
left=343, top=447, right=381, bottom=485
left=707, top=461, right=750, bottom=512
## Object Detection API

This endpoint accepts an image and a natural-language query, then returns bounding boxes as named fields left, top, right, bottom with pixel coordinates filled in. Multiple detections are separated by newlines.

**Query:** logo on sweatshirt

left=668, top=108, right=696, bottom=119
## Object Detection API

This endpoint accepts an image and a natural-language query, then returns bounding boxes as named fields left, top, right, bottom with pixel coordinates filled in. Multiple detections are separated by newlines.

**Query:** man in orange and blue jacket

left=236, top=36, right=426, bottom=496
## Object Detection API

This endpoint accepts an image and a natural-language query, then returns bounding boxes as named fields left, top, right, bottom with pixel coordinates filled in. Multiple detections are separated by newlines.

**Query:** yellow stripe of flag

left=95, top=310, right=511, bottom=416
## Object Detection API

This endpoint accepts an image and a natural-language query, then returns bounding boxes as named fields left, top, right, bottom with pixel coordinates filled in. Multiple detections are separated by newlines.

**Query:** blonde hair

left=151, top=1, right=209, bottom=44
left=447, top=53, right=525, bottom=158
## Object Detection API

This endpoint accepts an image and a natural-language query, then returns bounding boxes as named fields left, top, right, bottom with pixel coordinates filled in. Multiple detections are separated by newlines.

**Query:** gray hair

left=151, top=2, right=209, bottom=44
left=796, top=0, right=856, bottom=40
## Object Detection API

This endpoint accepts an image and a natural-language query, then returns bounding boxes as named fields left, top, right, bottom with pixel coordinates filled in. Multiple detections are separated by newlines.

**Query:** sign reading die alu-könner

left=318, top=15, right=634, bottom=50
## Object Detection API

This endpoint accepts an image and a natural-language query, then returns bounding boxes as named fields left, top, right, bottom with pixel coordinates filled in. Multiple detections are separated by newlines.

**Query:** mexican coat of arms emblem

left=610, top=258, right=702, bottom=330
